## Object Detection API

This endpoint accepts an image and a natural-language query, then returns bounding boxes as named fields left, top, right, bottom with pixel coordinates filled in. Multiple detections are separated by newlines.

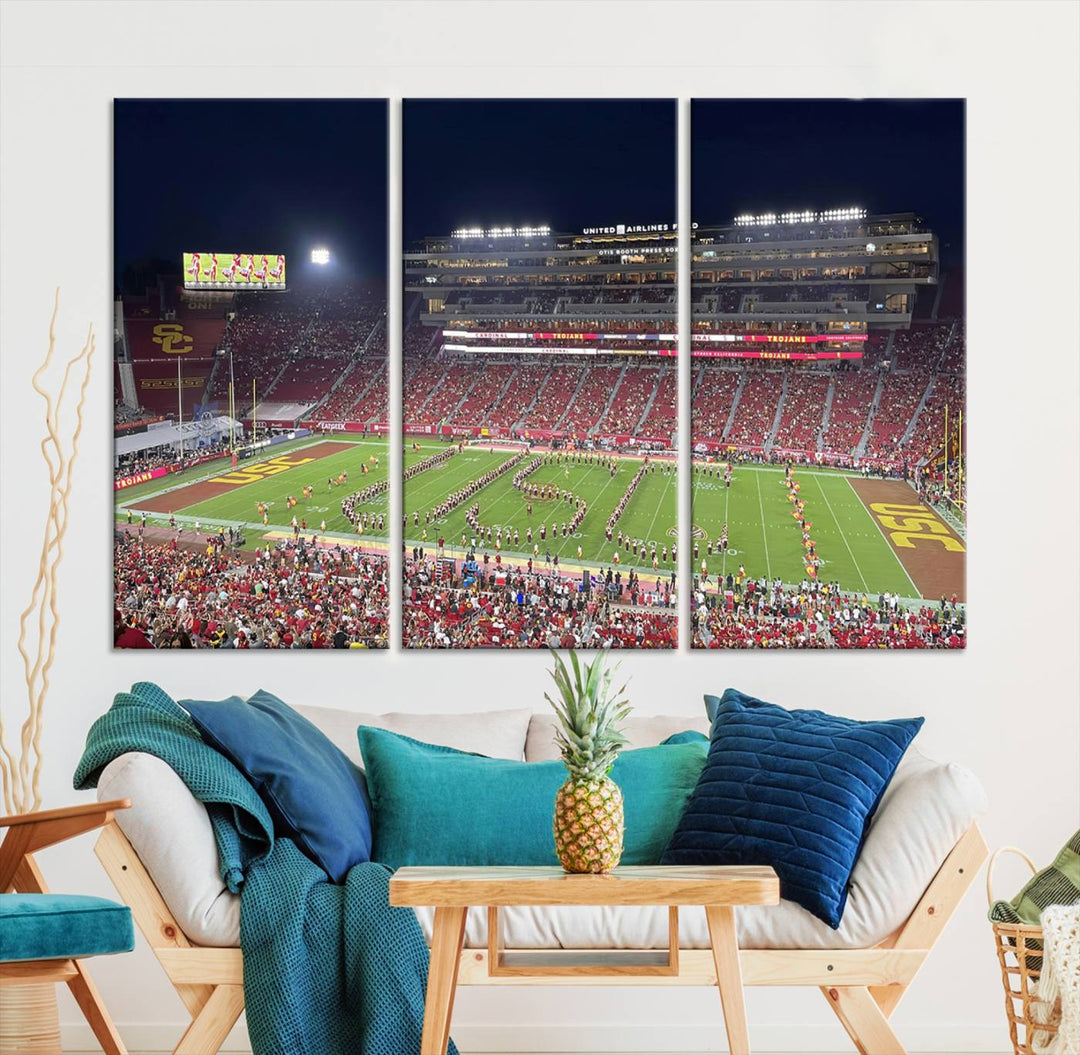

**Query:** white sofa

left=97, top=704, right=988, bottom=956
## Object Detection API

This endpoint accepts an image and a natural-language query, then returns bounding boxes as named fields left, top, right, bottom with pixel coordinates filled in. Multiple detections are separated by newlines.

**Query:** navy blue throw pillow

left=181, top=690, right=371, bottom=881
left=663, top=689, right=923, bottom=928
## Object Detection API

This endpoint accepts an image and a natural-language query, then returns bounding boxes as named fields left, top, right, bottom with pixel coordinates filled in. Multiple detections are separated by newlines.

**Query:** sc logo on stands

left=152, top=323, right=194, bottom=355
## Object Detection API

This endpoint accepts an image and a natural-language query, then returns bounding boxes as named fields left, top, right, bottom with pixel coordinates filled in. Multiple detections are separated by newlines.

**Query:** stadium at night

left=399, top=217, right=681, bottom=648
left=110, top=97, right=964, bottom=651
left=112, top=99, right=390, bottom=650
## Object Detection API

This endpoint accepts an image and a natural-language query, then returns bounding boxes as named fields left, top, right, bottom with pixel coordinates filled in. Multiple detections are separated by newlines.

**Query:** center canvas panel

left=402, top=99, right=678, bottom=649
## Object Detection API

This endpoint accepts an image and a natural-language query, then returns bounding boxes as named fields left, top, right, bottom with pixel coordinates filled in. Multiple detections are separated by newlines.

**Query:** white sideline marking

left=812, top=475, right=870, bottom=595
left=754, top=470, right=772, bottom=579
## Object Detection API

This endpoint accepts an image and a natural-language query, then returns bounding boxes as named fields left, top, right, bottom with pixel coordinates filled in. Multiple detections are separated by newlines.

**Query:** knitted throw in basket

left=989, top=831, right=1080, bottom=927
left=1032, top=903, right=1080, bottom=1055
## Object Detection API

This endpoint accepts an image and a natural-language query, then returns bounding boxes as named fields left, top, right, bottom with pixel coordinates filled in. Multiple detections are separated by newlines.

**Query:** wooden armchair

left=0, top=799, right=134, bottom=1055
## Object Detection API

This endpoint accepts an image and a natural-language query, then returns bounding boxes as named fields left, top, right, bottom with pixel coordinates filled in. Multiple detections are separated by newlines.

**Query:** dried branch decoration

left=0, top=290, right=95, bottom=814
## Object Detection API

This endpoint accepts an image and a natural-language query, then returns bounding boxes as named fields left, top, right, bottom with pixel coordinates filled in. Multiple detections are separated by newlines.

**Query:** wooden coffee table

left=390, top=864, right=780, bottom=1055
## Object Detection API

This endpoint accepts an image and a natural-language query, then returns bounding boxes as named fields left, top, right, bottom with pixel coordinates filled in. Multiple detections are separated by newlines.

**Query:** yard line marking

left=549, top=463, right=621, bottom=563
left=639, top=469, right=675, bottom=554
left=842, top=476, right=920, bottom=598
left=754, top=468, right=772, bottom=579
left=722, top=473, right=731, bottom=580
left=811, top=474, right=870, bottom=595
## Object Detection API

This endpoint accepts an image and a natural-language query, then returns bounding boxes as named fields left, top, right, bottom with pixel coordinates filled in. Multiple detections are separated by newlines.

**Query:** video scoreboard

left=182, top=252, right=286, bottom=290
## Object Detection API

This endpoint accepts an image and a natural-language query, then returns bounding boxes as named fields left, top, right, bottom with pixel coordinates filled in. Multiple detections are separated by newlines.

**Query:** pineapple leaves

left=546, top=647, right=631, bottom=779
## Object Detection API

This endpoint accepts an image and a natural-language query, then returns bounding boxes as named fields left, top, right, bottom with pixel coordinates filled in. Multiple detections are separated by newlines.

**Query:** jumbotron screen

left=182, top=252, right=286, bottom=290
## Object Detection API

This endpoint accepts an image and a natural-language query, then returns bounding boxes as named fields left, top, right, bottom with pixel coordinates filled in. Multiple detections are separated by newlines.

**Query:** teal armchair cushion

left=0, top=894, right=135, bottom=963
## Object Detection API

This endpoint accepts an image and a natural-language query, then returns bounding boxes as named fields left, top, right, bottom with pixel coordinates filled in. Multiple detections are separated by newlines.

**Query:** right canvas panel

left=690, top=100, right=966, bottom=650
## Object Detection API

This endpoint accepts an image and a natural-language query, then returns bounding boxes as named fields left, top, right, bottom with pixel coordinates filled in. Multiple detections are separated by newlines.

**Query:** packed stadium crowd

left=113, top=258, right=965, bottom=650
left=686, top=570, right=967, bottom=652
left=403, top=553, right=677, bottom=648
left=114, top=530, right=388, bottom=648
left=692, top=576, right=965, bottom=650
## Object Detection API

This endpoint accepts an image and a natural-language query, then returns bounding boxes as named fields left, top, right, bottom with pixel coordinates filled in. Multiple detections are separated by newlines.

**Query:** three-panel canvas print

left=113, top=98, right=966, bottom=651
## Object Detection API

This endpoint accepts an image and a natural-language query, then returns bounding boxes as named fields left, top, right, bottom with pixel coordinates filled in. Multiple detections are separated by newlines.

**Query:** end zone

left=847, top=477, right=965, bottom=601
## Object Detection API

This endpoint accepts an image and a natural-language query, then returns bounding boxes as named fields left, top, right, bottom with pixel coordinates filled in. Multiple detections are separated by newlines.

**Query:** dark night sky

left=403, top=100, right=677, bottom=244
left=114, top=99, right=387, bottom=285
left=114, top=98, right=962, bottom=281
left=692, top=99, right=965, bottom=267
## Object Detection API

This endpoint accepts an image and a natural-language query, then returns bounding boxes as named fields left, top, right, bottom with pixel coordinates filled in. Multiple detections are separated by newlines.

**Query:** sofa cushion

left=358, top=728, right=707, bottom=870
left=96, top=733, right=986, bottom=952
left=99, top=752, right=241, bottom=946
left=0, top=894, right=134, bottom=963
left=662, top=689, right=924, bottom=929
left=296, top=704, right=532, bottom=766
left=525, top=712, right=710, bottom=762
left=181, top=689, right=371, bottom=882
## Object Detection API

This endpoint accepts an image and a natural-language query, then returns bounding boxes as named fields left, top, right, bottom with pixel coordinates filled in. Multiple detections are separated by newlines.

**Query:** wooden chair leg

left=66, top=960, right=127, bottom=1055
left=822, top=985, right=906, bottom=1055
left=422, top=906, right=467, bottom=1055
left=173, top=983, right=244, bottom=1055
left=705, top=905, right=751, bottom=1055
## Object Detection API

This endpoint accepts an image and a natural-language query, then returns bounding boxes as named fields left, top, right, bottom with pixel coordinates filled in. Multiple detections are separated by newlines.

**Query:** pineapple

left=546, top=648, right=632, bottom=874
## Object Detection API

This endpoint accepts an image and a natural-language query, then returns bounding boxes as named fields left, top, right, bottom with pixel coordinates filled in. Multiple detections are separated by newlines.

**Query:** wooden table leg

left=705, top=905, right=751, bottom=1055
left=422, top=906, right=467, bottom=1055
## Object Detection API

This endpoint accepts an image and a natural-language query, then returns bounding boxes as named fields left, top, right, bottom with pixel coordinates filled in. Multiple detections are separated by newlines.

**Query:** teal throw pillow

left=182, top=689, right=372, bottom=882
left=357, top=727, right=707, bottom=870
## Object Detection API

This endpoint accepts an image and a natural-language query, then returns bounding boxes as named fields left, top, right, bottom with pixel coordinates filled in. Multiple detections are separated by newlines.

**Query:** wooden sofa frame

left=94, top=821, right=988, bottom=1055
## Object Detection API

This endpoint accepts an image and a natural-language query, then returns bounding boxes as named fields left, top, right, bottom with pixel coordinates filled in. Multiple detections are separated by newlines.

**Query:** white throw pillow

left=525, top=712, right=710, bottom=762
left=296, top=704, right=533, bottom=765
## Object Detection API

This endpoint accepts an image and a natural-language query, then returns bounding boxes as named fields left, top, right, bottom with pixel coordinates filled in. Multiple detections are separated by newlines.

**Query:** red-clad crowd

left=114, top=531, right=388, bottom=649
left=692, top=577, right=965, bottom=650
left=403, top=554, right=677, bottom=649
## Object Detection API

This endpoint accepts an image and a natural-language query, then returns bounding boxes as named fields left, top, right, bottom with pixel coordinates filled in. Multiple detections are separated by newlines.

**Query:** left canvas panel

left=114, top=99, right=389, bottom=649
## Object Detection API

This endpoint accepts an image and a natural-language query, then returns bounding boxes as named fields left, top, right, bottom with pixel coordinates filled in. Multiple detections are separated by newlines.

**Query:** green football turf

left=404, top=443, right=678, bottom=572
left=116, top=436, right=390, bottom=537
left=116, top=439, right=922, bottom=596
left=691, top=463, right=919, bottom=597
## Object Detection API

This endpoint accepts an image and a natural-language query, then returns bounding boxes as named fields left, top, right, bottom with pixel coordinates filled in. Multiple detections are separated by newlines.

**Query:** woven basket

left=989, top=846, right=1062, bottom=1055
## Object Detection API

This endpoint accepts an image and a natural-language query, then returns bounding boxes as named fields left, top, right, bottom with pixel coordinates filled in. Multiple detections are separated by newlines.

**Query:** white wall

left=1, top=3, right=1078, bottom=1052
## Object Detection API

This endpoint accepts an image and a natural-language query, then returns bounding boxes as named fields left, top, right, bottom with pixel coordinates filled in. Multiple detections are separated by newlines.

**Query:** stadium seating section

left=772, top=372, right=830, bottom=453
left=117, top=281, right=388, bottom=425
left=118, top=281, right=964, bottom=468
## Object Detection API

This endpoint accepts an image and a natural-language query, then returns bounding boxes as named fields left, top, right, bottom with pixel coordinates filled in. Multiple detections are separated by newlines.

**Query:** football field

left=692, top=462, right=965, bottom=600
left=116, top=435, right=389, bottom=538
left=405, top=442, right=678, bottom=572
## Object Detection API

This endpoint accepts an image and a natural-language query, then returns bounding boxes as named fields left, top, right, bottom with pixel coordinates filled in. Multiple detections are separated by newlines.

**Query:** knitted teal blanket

left=74, top=682, right=456, bottom=1055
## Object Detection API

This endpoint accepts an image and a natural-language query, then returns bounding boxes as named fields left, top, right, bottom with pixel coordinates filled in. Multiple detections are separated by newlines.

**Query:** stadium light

left=734, top=207, right=866, bottom=226
left=451, top=224, right=551, bottom=239
left=311, top=248, right=331, bottom=265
